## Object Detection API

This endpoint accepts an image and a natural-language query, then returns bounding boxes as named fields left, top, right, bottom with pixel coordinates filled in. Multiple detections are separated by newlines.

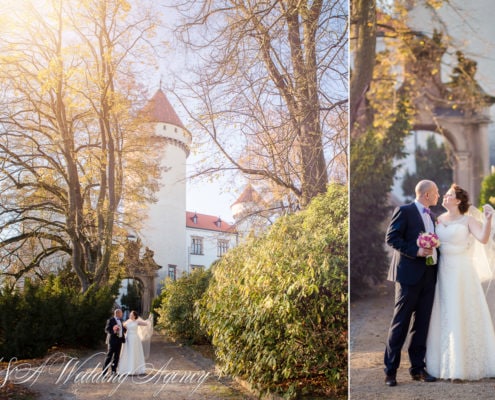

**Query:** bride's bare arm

left=468, top=213, right=493, bottom=244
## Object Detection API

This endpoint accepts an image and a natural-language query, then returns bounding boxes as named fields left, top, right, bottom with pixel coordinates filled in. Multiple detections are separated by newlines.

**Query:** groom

left=103, top=308, right=126, bottom=375
left=383, top=180, right=439, bottom=387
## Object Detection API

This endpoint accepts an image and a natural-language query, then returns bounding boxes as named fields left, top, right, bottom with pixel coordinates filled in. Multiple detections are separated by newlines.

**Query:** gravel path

left=350, top=281, right=495, bottom=400
left=3, top=334, right=256, bottom=400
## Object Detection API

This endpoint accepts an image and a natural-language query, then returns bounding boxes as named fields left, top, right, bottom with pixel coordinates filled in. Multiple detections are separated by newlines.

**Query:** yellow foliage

left=427, top=0, right=444, bottom=10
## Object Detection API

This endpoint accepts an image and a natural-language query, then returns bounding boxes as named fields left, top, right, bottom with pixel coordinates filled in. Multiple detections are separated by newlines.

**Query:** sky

left=185, top=163, right=237, bottom=222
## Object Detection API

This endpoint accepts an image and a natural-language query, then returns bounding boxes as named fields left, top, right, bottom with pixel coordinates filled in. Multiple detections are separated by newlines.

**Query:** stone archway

left=412, top=116, right=490, bottom=205
left=119, top=277, right=144, bottom=316
left=403, top=32, right=493, bottom=205
left=121, top=238, right=161, bottom=317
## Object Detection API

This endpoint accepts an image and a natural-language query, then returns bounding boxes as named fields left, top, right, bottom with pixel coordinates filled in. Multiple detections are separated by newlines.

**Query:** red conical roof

left=141, top=89, right=185, bottom=128
left=231, top=184, right=263, bottom=207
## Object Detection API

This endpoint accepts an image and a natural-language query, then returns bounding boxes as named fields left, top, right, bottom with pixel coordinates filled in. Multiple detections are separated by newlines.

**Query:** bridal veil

left=137, top=314, right=154, bottom=359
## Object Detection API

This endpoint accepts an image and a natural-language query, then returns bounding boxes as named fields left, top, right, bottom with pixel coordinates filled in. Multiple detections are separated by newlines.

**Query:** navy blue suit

left=384, top=202, right=437, bottom=376
left=103, top=317, right=126, bottom=374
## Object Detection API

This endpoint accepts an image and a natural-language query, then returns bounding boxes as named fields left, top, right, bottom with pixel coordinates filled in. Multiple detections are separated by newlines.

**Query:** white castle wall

left=185, top=228, right=238, bottom=271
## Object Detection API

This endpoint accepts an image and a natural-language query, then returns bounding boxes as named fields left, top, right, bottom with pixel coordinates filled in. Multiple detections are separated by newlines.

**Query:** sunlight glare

left=0, top=0, right=54, bottom=36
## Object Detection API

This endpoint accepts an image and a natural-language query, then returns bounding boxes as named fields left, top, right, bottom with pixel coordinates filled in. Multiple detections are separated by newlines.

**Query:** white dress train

left=426, top=215, right=495, bottom=380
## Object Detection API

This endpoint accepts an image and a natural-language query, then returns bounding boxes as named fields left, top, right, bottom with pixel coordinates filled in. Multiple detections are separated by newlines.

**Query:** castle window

left=215, top=217, right=222, bottom=227
left=191, top=237, right=203, bottom=255
left=168, top=265, right=177, bottom=281
left=217, top=239, right=229, bottom=257
left=191, top=265, right=205, bottom=272
left=163, top=125, right=166, bottom=130
left=192, top=213, right=198, bottom=224
left=174, top=127, right=178, bottom=132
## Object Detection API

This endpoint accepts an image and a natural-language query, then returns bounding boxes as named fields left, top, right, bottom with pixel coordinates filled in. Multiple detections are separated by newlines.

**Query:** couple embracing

left=103, top=308, right=153, bottom=376
left=384, top=179, right=495, bottom=386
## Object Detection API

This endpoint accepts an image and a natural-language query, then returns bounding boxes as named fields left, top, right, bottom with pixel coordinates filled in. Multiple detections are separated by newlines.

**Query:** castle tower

left=231, top=184, right=262, bottom=222
left=231, top=184, right=265, bottom=237
left=139, top=89, right=191, bottom=293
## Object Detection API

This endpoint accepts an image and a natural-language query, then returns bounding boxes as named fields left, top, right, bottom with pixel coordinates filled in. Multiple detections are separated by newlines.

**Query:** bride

left=426, top=183, right=495, bottom=380
left=118, top=311, right=153, bottom=375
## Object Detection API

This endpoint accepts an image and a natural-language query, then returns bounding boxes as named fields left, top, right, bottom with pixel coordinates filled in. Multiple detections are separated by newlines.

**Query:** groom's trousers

left=103, top=340, right=123, bottom=374
left=384, top=267, right=436, bottom=376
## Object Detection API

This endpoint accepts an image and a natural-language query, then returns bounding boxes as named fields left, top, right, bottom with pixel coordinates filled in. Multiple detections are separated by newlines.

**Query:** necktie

left=422, top=208, right=434, bottom=233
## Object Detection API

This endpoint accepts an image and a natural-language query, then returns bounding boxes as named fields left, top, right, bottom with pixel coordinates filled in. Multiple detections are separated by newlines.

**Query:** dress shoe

left=385, top=374, right=397, bottom=386
left=411, top=369, right=436, bottom=382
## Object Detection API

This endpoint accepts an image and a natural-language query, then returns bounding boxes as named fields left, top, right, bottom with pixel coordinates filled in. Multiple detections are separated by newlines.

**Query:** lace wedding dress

left=118, top=317, right=153, bottom=375
left=426, top=215, right=495, bottom=380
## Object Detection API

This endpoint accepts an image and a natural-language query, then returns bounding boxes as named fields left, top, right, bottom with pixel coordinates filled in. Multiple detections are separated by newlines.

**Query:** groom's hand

left=417, top=247, right=432, bottom=257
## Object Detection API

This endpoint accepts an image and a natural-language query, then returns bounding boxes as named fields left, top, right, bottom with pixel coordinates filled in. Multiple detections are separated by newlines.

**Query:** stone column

left=454, top=151, right=472, bottom=200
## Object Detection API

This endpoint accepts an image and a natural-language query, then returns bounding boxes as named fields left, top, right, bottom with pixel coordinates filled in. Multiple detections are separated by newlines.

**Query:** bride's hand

left=483, top=204, right=494, bottom=220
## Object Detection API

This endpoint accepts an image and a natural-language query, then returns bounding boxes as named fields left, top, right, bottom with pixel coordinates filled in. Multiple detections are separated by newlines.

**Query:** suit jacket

left=386, top=202, right=437, bottom=285
left=105, top=316, right=126, bottom=346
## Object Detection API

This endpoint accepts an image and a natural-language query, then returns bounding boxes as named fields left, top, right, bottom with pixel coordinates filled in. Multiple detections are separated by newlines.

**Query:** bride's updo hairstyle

left=130, top=310, right=138, bottom=319
left=452, top=184, right=470, bottom=214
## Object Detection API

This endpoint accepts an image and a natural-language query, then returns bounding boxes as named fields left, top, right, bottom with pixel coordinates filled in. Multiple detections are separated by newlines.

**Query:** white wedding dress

left=118, top=319, right=151, bottom=375
left=426, top=215, right=495, bottom=380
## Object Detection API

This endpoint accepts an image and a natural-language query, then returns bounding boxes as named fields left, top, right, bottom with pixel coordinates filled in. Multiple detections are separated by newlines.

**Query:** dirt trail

left=350, top=281, right=495, bottom=400
left=4, top=334, right=256, bottom=400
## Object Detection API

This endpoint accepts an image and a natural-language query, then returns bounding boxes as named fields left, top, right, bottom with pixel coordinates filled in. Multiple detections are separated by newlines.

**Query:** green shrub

left=0, top=276, right=119, bottom=359
left=151, top=292, right=165, bottom=321
left=479, top=173, right=495, bottom=207
left=198, top=184, right=348, bottom=399
left=156, top=268, right=212, bottom=344
left=350, top=94, right=411, bottom=297
left=69, top=280, right=121, bottom=348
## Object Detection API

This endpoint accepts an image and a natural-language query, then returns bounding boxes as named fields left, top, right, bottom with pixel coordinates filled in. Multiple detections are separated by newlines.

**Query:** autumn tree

left=0, top=0, right=162, bottom=292
left=166, top=0, right=348, bottom=209
left=350, top=0, right=453, bottom=137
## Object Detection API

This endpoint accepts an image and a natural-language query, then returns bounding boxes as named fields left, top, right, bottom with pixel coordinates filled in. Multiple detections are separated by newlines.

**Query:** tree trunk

left=350, top=0, right=376, bottom=137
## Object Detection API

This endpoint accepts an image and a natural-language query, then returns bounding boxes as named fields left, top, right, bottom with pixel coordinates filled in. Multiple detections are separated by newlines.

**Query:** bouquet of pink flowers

left=113, top=325, right=120, bottom=334
left=417, top=232, right=440, bottom=266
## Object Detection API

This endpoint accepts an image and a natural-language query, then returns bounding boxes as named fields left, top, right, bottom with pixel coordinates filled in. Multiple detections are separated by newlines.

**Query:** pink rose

left=417, top=232, right=440, bottom=266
